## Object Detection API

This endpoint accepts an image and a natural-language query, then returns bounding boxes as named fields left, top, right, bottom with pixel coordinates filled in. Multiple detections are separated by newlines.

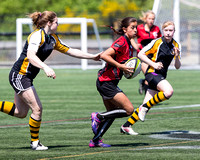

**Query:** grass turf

left=0, top=68, right=200, bottom=160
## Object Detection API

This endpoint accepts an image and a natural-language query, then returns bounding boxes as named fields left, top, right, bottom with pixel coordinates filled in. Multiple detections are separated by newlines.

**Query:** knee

left=14, top=111, right=28, bottom=119
left=164, top=89, right=174, bottom=99
left=126, top=107, right=134, bottom=116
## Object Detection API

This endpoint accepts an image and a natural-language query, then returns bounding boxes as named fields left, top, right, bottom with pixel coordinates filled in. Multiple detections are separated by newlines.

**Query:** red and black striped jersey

left=12, top=28, right=70, bottom=79
left=142, top=36, right=181, bottom=78
left=98, top=35, right=134, bottom=81
left=137, top=24, right=162, bottom=51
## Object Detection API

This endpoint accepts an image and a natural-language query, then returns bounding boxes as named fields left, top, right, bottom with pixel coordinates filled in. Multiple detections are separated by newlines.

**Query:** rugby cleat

left=120, top=125, right=138, bottom=135
left=30, top=140, right=48, bottom=150
left=138, top=105, right=148, bottom=122
left=89, top=139, right=111, bottom=148
left=91, top=112, right=101, bottom=134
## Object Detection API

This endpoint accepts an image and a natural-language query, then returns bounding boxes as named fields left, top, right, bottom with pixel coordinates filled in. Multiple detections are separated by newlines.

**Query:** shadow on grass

left=18, top=145, right=72, bottom=150
left=111, top=142, right=149, bottom=147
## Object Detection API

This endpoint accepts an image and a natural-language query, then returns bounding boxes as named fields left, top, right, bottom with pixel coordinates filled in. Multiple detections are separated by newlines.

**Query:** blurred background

left=0, top=0, right=199, bottom=69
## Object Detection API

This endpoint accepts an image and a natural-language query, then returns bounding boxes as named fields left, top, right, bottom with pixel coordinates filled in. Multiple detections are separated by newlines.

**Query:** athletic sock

left=29, top=116, right=41, bottom=142
left=123, top=108, right=139, bottom=127
left=0, top=101, right=15, bottom=116
left=93, top=118, right=115, bottom=142
left=143, top=91, right=168, bottom=109
left=97, top=109, right=128, bottom=120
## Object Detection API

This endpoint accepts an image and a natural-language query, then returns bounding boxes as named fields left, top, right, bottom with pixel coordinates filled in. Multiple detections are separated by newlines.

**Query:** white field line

left=151, top=104, right=200, bottom=110
left=0, top=104, right=200, bottom=129
left=129, top=145, right=200, bottom=150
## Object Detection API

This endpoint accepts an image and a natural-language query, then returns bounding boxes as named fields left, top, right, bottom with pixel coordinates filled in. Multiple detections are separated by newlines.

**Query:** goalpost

left=16, top=18, right=103, bottom=70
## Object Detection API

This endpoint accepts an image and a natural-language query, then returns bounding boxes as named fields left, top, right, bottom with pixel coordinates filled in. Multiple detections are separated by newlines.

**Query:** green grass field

left=0, top=68, right=200, bottom=160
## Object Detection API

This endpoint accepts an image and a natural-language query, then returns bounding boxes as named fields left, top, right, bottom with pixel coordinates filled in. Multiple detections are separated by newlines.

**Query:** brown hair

left=162, top=21, right=175, bottom=30
left=107, top=17, right=137, bottom=35
left=28, top=11, right=57, bottom=29
left=140, top=10, right=155, bottom=23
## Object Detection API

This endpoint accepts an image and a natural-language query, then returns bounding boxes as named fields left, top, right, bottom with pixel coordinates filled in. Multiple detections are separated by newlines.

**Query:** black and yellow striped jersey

left=12, top=28, right=70, bottom=79
left=142, top=36, right=181, bottom=78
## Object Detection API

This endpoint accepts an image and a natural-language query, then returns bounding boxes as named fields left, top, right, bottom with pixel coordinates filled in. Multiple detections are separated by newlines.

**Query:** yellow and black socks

left=143, top=91, right=168, bottom=109
left=123, top=108, right=139, bottom=127
left=29, top=116, right=41, bottom=142
left=0, top=101, right=15, bottom=116
left=123, top=92, right=168, bottom=127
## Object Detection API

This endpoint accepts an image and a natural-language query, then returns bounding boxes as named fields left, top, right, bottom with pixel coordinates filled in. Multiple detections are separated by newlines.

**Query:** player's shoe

left=120, top=125, right=138, bottom=135
left=89, top=139, right=111, bottom=148
left=91, top=112, right=101, bottom=134
left=30, top=140, right=48, bottom=150
left=138, top=105, right=148, bottom=122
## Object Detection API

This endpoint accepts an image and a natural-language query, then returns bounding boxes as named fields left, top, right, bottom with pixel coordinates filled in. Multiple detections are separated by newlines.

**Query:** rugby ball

left=123, top=57, right=141, bottom=79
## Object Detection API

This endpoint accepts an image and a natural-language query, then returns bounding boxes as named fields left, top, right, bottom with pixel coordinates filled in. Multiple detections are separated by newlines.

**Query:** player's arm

left=100, top=47, right=133, bottom=74
left=174, top=47, right=181, bottom=69
left=66, top=48, right=101, bottom=61
left=138, top=50, right=163, bottom=70
left=27, top=50, right=56, bottom=79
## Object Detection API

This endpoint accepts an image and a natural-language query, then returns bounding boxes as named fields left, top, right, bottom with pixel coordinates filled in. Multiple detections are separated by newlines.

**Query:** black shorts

left=145, top=72, right=165, bottom=91
left=96, top=79, right=123, bottom=100
left=9, top=70, right=33, bottom=94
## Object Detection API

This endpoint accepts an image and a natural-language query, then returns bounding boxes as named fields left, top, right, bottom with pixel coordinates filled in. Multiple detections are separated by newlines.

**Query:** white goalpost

left=16, top=18, right=103, bottom=70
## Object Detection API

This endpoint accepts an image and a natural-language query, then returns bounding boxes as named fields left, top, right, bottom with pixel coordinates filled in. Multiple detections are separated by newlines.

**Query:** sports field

left=0, top=68, right=199, bottom=160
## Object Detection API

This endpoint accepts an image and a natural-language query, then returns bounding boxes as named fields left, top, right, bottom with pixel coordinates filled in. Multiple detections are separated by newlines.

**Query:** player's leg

left=0, top=101, right=16, bottom=116
left=121, top=89, right=157, bottom=135
left=139, top=79, right=173, bottom=121
left=18, top=86, right=48, bottom=150
left=90, top=92, right=134, bottom=147
left=99, top=92, right=134, bottom=118
left=0, top=92, right=29, bottom=118
left=138, top=62, right=149, bottom=94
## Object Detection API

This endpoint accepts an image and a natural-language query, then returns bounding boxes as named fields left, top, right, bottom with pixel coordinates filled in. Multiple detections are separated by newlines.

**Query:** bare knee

left=164, top=89, right=174, bottom=99
left=126, top=106, right=134, bottom=116
left=14, top=110, right=28, bottom=119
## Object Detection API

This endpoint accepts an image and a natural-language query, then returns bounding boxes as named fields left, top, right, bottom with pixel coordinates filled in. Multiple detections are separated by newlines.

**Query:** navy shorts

left=9, top=70, right=33, bottom=94
left=145, top=72, right=165, bottom=91
left=96, top=79, right=123, bottom=100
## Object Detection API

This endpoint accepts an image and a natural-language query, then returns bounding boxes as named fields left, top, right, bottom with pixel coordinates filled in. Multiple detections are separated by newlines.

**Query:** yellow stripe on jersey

left=145, top=38, right=163, bottom=59
left=19, top=57, right=29, bottom=75
left=51, top=34, right=69, bottom=53
left=144, top=38, right=163, bottom=73
left=172, top=40, right=181, bottom=59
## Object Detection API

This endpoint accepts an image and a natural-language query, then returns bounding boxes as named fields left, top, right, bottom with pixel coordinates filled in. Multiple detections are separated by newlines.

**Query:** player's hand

left=119, top=64, right=134, bottom=75
left=153, top=62, right=163, bottom=70
left=93, top=52, right=102, bottom=61
left=174, top=47, right=180, bottom=57
left=43, top=66, right=56, bottom=79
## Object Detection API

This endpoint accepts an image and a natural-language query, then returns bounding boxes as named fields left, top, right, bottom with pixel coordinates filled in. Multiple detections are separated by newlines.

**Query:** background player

left=132, top=10, right=162, bottom=95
